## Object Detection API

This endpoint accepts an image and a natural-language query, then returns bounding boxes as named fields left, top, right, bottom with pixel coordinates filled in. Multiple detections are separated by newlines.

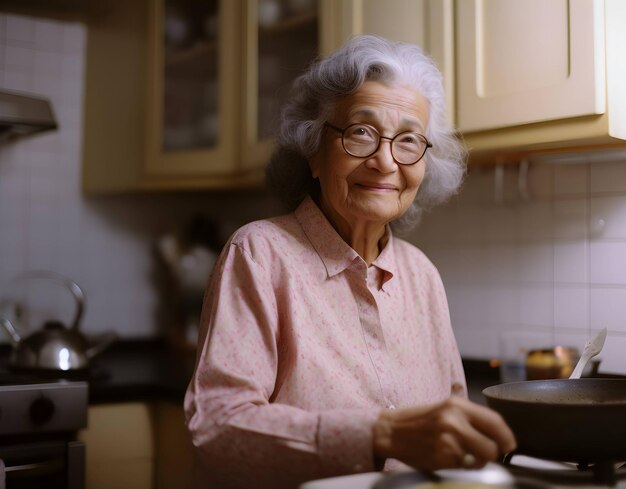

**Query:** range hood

left=0, top=90, right=58, bottom=142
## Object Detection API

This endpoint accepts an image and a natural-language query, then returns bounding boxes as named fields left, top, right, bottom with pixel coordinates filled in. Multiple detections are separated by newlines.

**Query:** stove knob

left=30, top=396, right=55, bottom=425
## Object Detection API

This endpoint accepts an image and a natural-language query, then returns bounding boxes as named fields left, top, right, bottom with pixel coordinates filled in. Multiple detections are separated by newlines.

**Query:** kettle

left=0, top=271, right=116, bottom=371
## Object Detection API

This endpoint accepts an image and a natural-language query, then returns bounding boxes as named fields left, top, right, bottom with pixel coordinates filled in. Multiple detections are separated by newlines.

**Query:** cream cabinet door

left=337, top=0, right=455, bottom=124
left=456, top=0, right=606, bottom=132
left=79, top=403, right=155, bottom=489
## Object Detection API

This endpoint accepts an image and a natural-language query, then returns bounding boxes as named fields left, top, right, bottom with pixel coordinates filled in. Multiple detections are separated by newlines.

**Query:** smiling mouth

left=356, top=183, right=398, bottom=191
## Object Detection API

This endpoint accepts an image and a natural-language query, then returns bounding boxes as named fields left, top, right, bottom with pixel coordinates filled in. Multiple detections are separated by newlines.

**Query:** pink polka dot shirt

left=184, top=195, right=467, bottom=489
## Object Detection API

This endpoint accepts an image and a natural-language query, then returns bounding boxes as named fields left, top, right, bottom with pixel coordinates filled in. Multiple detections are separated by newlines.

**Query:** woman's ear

left=309, top=154, right=320, bottom=179
left=309, top=123, right=330, bottom=179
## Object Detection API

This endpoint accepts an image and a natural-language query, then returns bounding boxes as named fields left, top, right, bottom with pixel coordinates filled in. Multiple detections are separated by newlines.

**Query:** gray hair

left=265, top=34, right=467, bottom=230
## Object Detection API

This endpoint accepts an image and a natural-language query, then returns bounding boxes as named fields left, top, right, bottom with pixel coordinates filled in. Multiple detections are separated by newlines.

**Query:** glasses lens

left=342, top=124, right=379, bottom=157
left=392, top=133, right=428, bottom=164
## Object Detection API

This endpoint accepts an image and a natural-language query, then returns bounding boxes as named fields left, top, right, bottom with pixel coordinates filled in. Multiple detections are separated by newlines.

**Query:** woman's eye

left=350, top=126, right=375, bottom=139
left=398, top=133, right=422, bottom=146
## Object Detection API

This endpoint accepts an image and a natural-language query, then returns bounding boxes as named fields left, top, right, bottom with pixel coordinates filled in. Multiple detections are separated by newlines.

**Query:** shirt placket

left=350, top=263, right=398, bottom=410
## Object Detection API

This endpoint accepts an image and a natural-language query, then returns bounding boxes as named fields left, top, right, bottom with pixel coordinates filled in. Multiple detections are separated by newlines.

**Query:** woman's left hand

left=372, top=396, right=517, bottom=470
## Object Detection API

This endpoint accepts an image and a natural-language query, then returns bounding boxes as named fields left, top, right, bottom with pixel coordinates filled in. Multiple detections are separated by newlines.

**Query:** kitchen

left=0, top=0, right=625, bottom=488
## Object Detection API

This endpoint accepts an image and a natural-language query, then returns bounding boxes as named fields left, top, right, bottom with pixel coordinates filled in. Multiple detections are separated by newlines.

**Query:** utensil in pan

left=569, top=328, right=607, bottom=379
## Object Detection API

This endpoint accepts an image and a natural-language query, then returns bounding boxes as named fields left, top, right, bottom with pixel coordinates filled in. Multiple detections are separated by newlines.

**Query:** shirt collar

left=294, top=195, right=397, bottom=286
left=372, top=232, right=397, bottom=290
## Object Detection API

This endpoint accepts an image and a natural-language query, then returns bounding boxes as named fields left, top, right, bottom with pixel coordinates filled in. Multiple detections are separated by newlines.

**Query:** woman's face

left=311, top=81, right=429, bottom=229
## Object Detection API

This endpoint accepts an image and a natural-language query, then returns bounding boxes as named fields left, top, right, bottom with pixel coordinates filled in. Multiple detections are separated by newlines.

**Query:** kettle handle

left=12, top=271, right=85, bottom=331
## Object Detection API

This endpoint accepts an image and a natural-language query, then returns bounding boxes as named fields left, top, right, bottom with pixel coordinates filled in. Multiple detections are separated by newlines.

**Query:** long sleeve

left=184, top=242, right=380, bottom=489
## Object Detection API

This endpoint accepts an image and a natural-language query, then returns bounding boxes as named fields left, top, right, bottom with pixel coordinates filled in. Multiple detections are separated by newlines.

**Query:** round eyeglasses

left=325, top=122, right=432, bottom=165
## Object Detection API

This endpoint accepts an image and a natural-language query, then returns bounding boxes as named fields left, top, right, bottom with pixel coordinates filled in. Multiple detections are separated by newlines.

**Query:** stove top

left=506, top=455, right=626, bottom=488
left=0, top=365, right=109, bottom=384
left=300, top=457, right=626, bottom=489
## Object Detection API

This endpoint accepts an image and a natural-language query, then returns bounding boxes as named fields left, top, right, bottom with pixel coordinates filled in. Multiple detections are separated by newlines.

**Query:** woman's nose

left=366, top=139, right=397, bottom=172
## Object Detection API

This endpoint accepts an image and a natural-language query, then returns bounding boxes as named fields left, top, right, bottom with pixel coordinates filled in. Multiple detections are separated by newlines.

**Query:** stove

left=505, top=455, right=626, bottom=489
left=300, top=457, right=626, bottom=489
left=0, top=377, right=88, bottom=489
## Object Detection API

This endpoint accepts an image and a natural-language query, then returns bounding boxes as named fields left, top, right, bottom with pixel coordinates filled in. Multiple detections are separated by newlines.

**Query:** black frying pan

left=483, top=379, right=626, bottom=463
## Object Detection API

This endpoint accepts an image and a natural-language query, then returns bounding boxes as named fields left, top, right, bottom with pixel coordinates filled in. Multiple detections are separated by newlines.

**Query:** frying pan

left=483, top=378, right=626, bottom=463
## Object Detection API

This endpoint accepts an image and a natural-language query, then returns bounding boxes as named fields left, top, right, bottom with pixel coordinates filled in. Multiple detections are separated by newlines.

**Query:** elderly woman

left=184, top=35, right=515, bottom=488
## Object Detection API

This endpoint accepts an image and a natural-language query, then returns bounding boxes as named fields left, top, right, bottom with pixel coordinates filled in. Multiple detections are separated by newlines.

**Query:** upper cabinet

left=240, top=0, right=324, bottom=170
left=82, top=0, right=626, bottom=194
left=342, top=0, right=626, bottom=164
left=456, top=0, right=626, bottom=161
left=337, top=0, right=455, bottom=124
left=83, top=0, right=338, bottom=194
left=457, top=0, right=605, bottom=132
left=143, top=0, right=239, bottom=181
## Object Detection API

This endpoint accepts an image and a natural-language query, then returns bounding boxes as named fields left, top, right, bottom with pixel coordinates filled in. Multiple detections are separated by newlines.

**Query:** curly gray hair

left=265, top=34, right=466, bottom=229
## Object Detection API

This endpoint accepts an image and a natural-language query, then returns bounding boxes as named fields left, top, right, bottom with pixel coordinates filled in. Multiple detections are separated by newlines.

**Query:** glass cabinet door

left=145, top=0, right=239, bottom=179
left=162, top=0, right=220, bottom=152
left=241, top=0, right=320, bottom=170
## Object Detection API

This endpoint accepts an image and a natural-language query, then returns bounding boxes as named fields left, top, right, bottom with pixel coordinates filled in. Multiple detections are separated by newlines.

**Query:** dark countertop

left=89, top=342, right=502, bottom=405
left=4, top=340, right=617, bottom=406
left=462, top=359, right=501, bottom=405
left=87, top=339, right=196, bottom=404
left=0, top=339, right=196, bottom=405
left=0, top=340, right=505, bottom=405
left=89, top=346, right=622, bottom=406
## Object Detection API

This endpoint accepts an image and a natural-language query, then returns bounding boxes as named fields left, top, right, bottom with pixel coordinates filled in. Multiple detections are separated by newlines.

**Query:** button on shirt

left=184, top=195, right=467, bottom=489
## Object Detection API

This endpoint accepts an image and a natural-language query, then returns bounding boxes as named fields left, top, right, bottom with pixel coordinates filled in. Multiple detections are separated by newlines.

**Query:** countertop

left=0, top=339, right=554, bottom=406
left=89, top=342, right=503, bottom=405
left=0, top=339, right=196, bottom=405
left=87, top=339, right=196, bottom=404
left=86, top=345, right=626, bottom=405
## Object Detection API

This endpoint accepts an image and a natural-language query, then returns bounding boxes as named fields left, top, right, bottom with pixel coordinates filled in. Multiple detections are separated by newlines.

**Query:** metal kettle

left=0, top=271, right=116, bottom=371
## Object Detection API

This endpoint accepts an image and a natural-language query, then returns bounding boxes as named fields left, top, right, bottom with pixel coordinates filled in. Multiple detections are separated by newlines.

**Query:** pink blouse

left=184, top=195, right=467, bottom=489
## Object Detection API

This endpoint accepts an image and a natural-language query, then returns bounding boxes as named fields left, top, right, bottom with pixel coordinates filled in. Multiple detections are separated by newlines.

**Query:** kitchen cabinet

left=340, top=0, right=626, bottom=164
left=337, top=0, right=455, bottom=124
left=79, top=402, right=155, bottom=489
left=76, top=0, right=626, bottom=186
left=78, top=401, right=194, bottom=489
left=456, top=0, right=626, bottom=162
left=154, top=401, right=195, bottom=489
left=143, top=0, right=240, bottom=182
left=83, top=0, right=342, bottom=194
left=240, top=0, right=329, bottom=170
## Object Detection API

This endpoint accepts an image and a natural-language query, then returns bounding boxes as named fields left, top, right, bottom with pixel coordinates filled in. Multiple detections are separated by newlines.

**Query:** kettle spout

left=85, top=331, right=117, bottom=359
left=0, top=318, right=22, bottom=345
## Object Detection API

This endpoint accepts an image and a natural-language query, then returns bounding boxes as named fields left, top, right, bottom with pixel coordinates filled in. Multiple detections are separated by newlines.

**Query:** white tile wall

left=412, top=160, right=626, bottom=374
left=590, top=160, right=626, bottom=193
left=0, top=13, right=278, bottom=340
left=590, top=287, right=626, bottom=333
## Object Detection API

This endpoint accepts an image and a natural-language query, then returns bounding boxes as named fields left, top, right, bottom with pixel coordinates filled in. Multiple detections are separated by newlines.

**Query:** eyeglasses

left=324, top=122, right=432, bottom=165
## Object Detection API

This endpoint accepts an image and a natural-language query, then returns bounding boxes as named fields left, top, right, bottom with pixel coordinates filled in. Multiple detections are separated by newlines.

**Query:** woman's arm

left=185, top=242, right=380, bottom=489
